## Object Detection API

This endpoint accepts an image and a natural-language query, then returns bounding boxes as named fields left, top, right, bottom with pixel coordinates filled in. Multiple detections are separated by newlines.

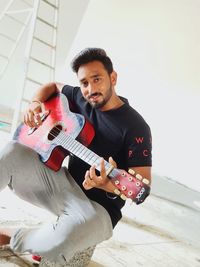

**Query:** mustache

left=88, top=92, right=102, bottom=99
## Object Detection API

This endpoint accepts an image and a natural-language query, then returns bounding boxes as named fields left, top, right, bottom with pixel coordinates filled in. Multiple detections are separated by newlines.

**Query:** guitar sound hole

left=48, top=124, right=62, bottom=141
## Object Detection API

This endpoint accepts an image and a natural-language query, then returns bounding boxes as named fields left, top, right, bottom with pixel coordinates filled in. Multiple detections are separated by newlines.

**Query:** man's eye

left=82, top=82, right=88, bottom=87
left=94, top=77, right=100, bottom=82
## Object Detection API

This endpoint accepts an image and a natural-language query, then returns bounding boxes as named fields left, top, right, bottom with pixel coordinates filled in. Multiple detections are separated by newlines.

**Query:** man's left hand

left=83, top=157, right=116, bottom=191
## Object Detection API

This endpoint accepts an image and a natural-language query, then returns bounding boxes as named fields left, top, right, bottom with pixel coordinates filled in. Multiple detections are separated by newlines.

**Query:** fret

left=89, top=154, right=99, bottom=170
left=105, top=162, right=113, bottom=175
left=60, top=132, right=71, bottom=147
left=61, top=138, right=71, bottom=149
left=84, top=151, right=97, bottom=164
left=55, top=132, right=77, bottom=155
left=77, top=145, right=91, bottom=159
left=94, top=156, right=103, bottom=170
left=68, top=140, right=86, bottom=157
left=105, top=161, right=112, bottom=170
left=79, top=149, right=97, bottom=167
left=65, top=137, right=80, bottom=153
left=74, top=143, right=86, bottom=157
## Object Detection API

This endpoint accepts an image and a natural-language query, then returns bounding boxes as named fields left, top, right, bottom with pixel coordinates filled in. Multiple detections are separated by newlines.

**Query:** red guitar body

left=13, top=93, right=95, bottom=171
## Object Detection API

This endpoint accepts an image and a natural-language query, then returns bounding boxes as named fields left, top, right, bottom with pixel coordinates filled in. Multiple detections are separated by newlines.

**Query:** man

left=0, top=48, right=152, bottom=264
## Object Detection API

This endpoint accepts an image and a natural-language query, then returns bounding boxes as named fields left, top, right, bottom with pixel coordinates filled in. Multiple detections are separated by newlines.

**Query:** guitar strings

left=47, top=125, right=110, bottom=170
left=45, top=126, right=138, bottom=182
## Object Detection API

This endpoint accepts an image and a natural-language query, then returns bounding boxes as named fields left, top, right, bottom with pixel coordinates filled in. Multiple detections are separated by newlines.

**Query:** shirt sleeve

left=61, top=85, right=76, bottom=102
left=126, top=123, right=152, bottom=167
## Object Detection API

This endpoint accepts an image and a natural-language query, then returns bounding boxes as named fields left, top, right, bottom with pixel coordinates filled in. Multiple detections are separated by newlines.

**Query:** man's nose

left=88, top=83, right=95, bottom=95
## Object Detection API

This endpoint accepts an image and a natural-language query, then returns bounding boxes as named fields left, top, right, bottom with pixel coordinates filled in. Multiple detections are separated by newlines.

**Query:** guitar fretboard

left=53, top=129, right=113, bottom=174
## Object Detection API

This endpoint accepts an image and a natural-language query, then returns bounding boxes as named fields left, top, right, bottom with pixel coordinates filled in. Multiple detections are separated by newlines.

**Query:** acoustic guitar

left=13, top=93, right=150, bottom=204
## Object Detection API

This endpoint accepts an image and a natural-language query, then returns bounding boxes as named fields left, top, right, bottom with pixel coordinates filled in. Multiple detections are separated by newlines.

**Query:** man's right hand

left=24, top=101, right=47, bottom=128
left=23, top=82, right=64, bottom=128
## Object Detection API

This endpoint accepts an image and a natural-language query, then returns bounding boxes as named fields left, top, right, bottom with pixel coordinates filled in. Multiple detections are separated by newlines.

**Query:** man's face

left=77, top=61, right=116, bottom=110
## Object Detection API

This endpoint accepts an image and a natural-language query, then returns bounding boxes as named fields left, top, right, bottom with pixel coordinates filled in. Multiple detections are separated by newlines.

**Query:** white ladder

left=10, top=0, right=59, bottom=135
left=0, top=0, right=34, bottom=78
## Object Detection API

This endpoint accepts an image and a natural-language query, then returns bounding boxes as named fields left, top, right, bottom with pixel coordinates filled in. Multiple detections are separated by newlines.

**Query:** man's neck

left=100, top=96, right=124, bottom=111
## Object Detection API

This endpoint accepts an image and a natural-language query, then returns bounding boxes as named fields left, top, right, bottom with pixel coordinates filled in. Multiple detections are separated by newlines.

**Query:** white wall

left=60, top=0, right=200, bottom=191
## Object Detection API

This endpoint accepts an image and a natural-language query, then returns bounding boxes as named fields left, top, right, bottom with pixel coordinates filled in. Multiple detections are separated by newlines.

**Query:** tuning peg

left=142, top=178, right=150, bottom=185
left=121, top=185, right=126, bottom=191
left=136, top=181, right=141, bottom=187
left=136, top=174, right=143, bottom=180
left=128, top=169, right=135, bottom=175
left=114, top=188, right=121, bottom=195
left=120, top=194, right=127, bottom=201
left=127, top=190, right=133, bottom=196
left=128, top=176, right=133, bottom=182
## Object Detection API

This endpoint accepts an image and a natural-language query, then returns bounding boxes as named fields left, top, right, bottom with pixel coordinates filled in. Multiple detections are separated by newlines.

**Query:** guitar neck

left=56, top=131, right=114, bottom=175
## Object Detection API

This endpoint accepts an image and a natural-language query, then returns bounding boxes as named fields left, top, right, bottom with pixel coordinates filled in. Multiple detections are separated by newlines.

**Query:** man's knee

left=1, top=141, right=24, bottom=157
left=0, top=141, right=36, bottom=177
left=2, top=141, right=35, bottom=162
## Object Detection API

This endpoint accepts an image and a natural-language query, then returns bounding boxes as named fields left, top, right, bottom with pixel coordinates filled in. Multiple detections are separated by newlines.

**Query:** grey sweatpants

left=0, top=141, right=113, bottom=263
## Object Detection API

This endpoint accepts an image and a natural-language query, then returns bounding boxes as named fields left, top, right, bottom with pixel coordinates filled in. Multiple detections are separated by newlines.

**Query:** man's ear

left=110, top=71, right=117, bottom=86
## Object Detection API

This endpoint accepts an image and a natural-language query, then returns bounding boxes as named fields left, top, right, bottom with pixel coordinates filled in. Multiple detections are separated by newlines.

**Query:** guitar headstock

left=109, top=168, right=150, bottom=204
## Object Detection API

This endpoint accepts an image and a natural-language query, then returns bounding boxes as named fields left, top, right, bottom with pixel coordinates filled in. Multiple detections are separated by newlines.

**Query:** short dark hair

left=71, top=48, right=113, bottom=74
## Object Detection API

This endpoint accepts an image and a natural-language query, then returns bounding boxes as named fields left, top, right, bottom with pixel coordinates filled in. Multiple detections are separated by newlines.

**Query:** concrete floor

left=0, top=131, right=200, bottom=267
left=0, top=187, right=200, bottom=267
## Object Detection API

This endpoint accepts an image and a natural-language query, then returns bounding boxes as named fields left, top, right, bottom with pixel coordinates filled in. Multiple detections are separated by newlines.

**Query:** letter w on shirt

left=135, top=137, right=144, bottom=144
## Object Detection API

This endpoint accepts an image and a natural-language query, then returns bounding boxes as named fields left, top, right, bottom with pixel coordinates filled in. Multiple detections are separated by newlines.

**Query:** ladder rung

left=0, top=120, right=11, bottom=126
left=0, top=128, right=11, bottom=133
left=30, top=56, right=54, bottom=69
left=0, top=120, right=11, bottom=133
left=42, top=0, right=58, bottom=9
left=33, top=36, right=56, bottom=49
left=0, top=32, right=15, bottom=42
left=26, top=77, right=43, bottom=86
left=37, top=16, right=57, bottom=29
left=5, top=13, right=26, bottom=26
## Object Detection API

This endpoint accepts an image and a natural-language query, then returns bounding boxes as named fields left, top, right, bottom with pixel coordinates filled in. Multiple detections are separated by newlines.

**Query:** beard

left=87, top=85, right=113, bottom=109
